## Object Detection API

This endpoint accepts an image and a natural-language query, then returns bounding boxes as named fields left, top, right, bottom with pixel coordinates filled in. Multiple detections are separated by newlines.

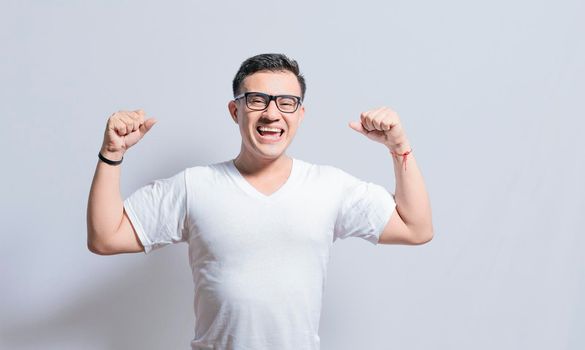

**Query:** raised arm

left=86, top=109, right=157, bottom=255
left=349, top=106, right=433, bottom=245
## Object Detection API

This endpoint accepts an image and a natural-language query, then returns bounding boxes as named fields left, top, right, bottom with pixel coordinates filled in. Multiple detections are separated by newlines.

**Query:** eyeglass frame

left=234, top=92, right=303, bottom=113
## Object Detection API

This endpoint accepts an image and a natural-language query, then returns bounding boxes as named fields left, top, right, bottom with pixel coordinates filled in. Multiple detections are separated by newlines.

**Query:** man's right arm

left=86, top=109, right=157, bottom=255
left=87, top=149, right=144, bottom=255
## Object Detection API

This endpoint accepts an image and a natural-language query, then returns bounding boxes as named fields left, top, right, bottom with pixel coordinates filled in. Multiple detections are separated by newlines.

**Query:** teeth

left=258, top=126, right=282, bottom=133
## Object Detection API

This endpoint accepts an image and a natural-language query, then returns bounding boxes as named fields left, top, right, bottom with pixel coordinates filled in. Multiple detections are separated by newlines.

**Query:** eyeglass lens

left=246, top=93, right=299, bottom=112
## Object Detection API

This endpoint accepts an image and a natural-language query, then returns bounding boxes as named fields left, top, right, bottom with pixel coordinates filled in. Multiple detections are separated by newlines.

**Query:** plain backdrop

left=1, top=0, right=583, bottom=349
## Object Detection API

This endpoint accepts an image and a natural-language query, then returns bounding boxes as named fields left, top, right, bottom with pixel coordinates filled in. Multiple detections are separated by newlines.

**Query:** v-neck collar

left=226, top=157, right=298, bottom=201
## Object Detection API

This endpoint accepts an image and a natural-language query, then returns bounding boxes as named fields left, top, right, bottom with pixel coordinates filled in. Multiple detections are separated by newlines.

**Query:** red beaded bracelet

left=390, top=148, right=412, bottom=171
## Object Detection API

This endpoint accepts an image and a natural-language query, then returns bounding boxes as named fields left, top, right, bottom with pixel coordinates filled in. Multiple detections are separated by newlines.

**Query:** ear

left=228, top=100, right=238, bottom=123
left=298, top=105, right=305, bottom=124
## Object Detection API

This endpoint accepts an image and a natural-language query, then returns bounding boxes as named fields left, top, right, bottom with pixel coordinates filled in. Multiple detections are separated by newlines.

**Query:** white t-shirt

left=123, top=157, right=396, bottom=350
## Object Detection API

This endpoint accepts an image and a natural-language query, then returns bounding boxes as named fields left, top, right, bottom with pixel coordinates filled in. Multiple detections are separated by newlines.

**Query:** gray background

left=1, top=0, right=583, bottom=349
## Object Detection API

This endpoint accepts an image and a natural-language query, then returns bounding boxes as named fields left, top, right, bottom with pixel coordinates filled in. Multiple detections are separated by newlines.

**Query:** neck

left=233, top=151, right=291, bottom=176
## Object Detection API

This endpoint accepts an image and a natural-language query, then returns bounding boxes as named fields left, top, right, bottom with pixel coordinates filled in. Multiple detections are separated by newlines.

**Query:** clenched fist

left=100, top=109, right=157, bottom=159
left=349, top=106, right=410, bottom=153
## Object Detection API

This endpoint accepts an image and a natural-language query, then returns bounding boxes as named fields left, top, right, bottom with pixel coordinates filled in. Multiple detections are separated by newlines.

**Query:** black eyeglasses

left=234, top=92, right=302, bottom=113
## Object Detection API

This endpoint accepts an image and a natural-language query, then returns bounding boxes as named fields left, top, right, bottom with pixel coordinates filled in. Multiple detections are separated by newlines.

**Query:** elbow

left=88, top=239, right=106, bottom=255
left=87, top=233, right=109, bottom=255
left=87, top=229, right=100, bottom=254
left=412, top=228, right=434, bottom=245
left=88, top=241, right=102, bottom=255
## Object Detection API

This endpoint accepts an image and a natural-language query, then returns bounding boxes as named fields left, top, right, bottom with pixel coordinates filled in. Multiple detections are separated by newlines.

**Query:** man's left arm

left=349, top=107, right=433, bottom=245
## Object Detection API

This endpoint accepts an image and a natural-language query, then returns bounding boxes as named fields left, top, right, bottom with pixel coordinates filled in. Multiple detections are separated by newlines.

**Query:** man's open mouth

left=256, top=126, right=284, bottom=139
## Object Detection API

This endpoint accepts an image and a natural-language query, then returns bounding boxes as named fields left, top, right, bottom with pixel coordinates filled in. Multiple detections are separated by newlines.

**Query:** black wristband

left=98, top=152, right=123, bottom=166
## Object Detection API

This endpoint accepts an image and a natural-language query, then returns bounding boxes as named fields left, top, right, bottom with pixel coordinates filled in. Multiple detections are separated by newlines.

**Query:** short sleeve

left=123, top=169, right=189, bottom=254
left=333, top=172, right=396, bottom=245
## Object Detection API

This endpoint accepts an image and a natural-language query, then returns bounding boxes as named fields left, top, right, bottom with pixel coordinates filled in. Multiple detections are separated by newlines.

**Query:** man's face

left=228, top=70, right=305, bottom=162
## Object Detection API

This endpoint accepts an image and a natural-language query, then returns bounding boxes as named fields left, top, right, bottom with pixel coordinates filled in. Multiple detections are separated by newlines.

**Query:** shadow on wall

left=0, top=245, right=194, bottom=350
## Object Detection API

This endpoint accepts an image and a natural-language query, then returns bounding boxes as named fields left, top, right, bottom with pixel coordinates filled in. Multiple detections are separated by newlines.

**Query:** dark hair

left=232, top=53, right=306, bottom=100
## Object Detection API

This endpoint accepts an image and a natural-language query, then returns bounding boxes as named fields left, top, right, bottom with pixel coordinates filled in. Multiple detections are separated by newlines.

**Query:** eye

left=248, top=94, right=267, bottom=105
left=278, top=97, right=296, bottom=106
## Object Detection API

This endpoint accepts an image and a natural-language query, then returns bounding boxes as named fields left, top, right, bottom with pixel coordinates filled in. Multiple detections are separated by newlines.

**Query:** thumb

left=348, top=121, right=367, bottom=135
left=140, top=118, right=158, bottom=134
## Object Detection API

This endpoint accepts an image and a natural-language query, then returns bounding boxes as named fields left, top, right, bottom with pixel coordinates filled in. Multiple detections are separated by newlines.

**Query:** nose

left=263, top=99, right=281, bottom=119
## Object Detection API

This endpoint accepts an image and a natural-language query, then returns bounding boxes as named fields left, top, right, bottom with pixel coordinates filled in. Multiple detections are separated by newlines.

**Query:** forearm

left=86, top=150, right=125, bottom=249
left=389, top=141, right=433, bottom=237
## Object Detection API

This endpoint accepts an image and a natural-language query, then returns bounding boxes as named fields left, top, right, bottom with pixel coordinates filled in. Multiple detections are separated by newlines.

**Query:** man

left=87, top=53, right=433, bottom=349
